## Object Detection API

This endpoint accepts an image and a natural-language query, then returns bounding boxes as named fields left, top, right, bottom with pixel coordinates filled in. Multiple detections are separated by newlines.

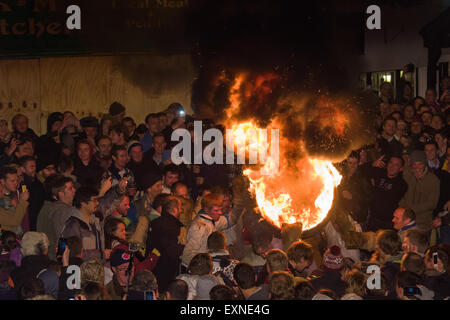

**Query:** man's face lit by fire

left=392, top=208, right=407, bottom=230
left=153, top=136, right=166, bottom=155
left=431, top=116, right=444, bottom=131
left=129, top=145, right=143, bottom=163
left=410, top=121, right=423, bottom=135
left=424, top=144, right=437, bottom=162
left=421, top=112, right=432, bottom=126
left=42, top=164, right=57, bottom=179
left=118, top=196, right=130, bottom=217
left=222, top=195, right=232, bottom=215
left=123, top=120, right=135, bottom=137
left=387, top=157, right=403, bottom=178
left=146, top=117, right=159, bottom=135
left=411, top=162, right=426, bottom=179
left=14, top=115, right=28, bottom=133
left=205, top=205, right=223, bottom=222
left=77, top=143, right=91, bottom=162
left=0, top=173, right=18, bottom=193
left=22, top=160, right=36, bottom=178
left=174, top=184, right=189, bottom=200
left=113, top=262, right=135, bottom=287
left=382, top=119, right=396, bottom=137
left=403, top=105, right=415, bottom=119
left=110, top=131, right=124, bottom=146
left=113, top=150, right=128, bottom=168
left=84, top=127, right=97, bottom=140
left=97, top=138, right=112, bottom=158
left=164, top=172, right=179, bottom=188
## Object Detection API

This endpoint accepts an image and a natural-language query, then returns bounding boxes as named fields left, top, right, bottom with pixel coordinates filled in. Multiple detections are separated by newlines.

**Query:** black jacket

left=379, top=137, right=403, bottom=159
left=146, top=212, right=184, bottom=292
left=366, top=166, right=408, bottom=230
left=128, top=154, right=161, bottom=191
left=336, top=167, right=373, bottom=224
left=35, top=134, right=62, bottom=170
left=72, top=156, right=104, bottom=188
left=10, top=255, right=50, bottom=297
left=22, top=174, right=46, bottom=231
left=309, top=270, right=348, bottom=298
left=58, top=257, right=84, bottom=300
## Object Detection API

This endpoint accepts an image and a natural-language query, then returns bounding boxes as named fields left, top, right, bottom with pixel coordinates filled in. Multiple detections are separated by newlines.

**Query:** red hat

left=322, top=245, right=344, bottom=271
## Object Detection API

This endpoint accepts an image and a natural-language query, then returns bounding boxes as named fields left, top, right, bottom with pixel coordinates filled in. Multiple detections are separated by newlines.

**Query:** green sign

left=0, top=0, right=191, bottom=58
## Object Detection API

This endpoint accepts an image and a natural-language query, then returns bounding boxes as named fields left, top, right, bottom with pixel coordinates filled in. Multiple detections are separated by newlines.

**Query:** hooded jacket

left=61, top=209, right=104, bottom=263
left=309, top=269, right=348, bottom=298
left=37, top=200, right=77, bottom=261
left=9, top=254, right=58, bottom=298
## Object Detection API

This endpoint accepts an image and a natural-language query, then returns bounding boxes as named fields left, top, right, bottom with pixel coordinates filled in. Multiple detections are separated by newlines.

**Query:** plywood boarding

left=0, top=59, right=42, bottom=134
left=1, top=54, right=194, bottom=135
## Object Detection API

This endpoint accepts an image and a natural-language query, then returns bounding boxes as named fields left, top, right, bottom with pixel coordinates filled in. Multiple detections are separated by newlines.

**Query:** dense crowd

left=0, top=76, right=449, bottom=300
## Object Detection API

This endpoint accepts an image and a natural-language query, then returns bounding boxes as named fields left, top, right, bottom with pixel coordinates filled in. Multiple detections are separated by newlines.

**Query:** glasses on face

left=90, top=197, right=99, bottom=204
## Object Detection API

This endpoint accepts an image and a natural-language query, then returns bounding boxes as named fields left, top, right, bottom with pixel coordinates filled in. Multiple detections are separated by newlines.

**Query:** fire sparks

left=224, top=72, right=343, bottom=231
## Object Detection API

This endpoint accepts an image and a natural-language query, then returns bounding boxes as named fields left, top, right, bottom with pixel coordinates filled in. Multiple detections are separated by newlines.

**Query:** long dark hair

left=104, top=218, right=127, bottom=250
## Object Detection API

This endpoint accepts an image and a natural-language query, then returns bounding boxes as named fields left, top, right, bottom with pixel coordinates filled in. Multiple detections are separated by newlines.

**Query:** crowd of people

left=0, top=76, right=449, bottom=300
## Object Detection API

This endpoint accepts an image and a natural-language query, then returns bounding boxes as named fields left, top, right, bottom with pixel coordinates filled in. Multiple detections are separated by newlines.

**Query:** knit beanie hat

left=127, top=140, right=142, bottom=154
left=110, top=249, right=131, bottom=267
left=322, top=245, right=344, bottom=271
left=409, top=150, right=427, bottom=165
left=109, top=102, right=125, bottom=116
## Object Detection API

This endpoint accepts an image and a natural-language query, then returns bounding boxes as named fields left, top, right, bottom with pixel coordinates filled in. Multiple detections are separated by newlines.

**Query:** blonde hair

left=80, top=259, right=105, bottom=287
left=201, top=193, right=222, bottom=210
left=20, top=232, right=49, bottom=257
left=343, top=269, right=367, bottom=297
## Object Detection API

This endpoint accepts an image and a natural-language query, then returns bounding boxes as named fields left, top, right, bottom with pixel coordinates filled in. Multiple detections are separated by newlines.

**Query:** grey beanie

left=409, top=150, right=427, bottom=165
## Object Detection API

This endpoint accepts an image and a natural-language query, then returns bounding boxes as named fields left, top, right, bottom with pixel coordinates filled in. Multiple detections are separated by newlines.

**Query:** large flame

left=224, top=73, right=343, bottom=231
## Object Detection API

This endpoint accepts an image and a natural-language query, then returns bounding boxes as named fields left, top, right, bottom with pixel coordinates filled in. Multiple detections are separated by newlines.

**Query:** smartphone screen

left=144, top=290, right=154, bottom=300
left=404, top=287, right=420, bottom=296
left=57, top=238, right=67, bottom=257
